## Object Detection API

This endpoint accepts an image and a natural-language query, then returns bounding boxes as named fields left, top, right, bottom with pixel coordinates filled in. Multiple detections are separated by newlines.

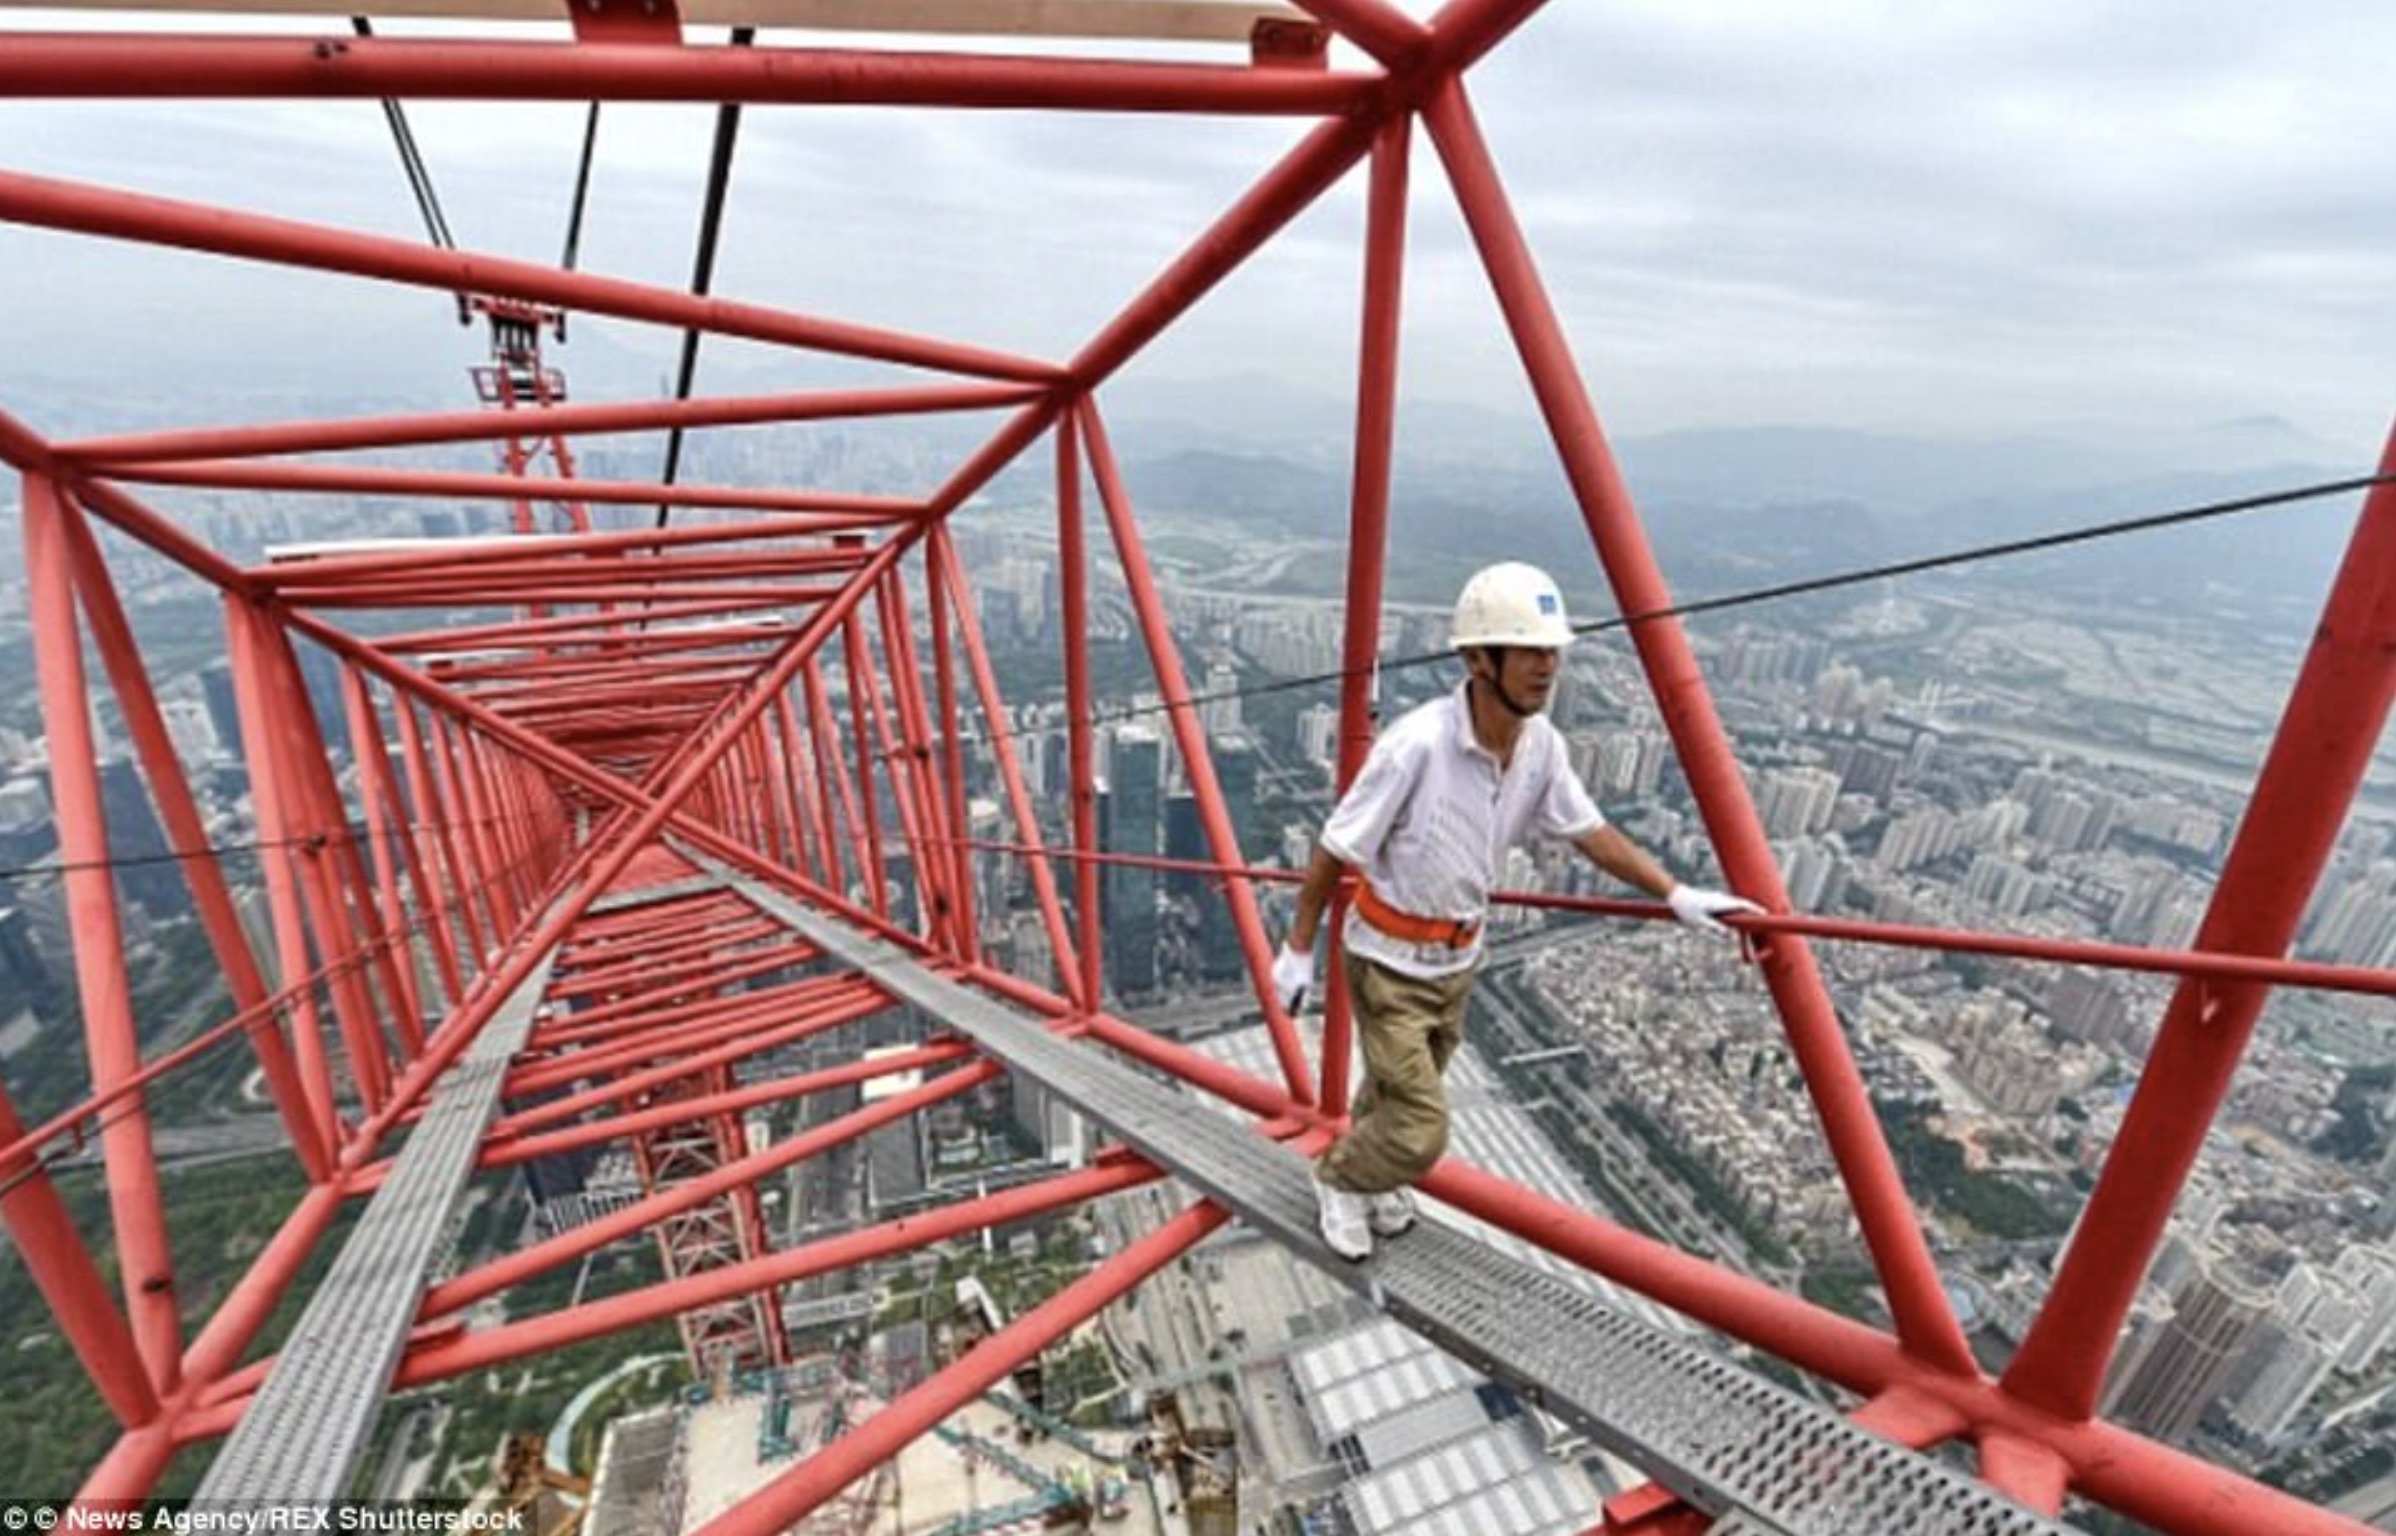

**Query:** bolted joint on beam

left=1252, top=15, right=1331, bottom=68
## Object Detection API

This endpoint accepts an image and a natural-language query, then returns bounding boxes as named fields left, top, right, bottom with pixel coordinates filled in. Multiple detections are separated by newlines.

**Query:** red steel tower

left=0, top=3, right=2391, bottom=1534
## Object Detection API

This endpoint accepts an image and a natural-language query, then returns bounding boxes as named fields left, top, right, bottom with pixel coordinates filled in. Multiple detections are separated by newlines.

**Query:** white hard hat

left=1452, top=562, right=1574, bottom=651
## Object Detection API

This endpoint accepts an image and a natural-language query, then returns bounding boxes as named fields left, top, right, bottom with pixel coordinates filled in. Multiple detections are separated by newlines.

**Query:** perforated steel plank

left=712, top=865, right=2078, bottom=1536
left=196, top=949, right=562, bottom=1501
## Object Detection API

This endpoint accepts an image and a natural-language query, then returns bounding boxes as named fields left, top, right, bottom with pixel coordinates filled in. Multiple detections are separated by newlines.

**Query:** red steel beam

left=875, top=565, right=967, bottom=952
left=23, top=473, right=187, bottom=1395
left=1423, top=1060, right=2383, bottom=1534
left=65, top=381, right=1043, bottom=467
left=507, top=980, right=865, bottom=1095
left=693, top=1198, right=1232, bottom=1536
left=924, top=539, right=982, bottom=958
left=772, top=693, right=829, bottom=886
left=251, top=627, right=412, bottom=1107
left=291, top=582, right=846, bottom=610
left=1289, top=0, right=1428, bottom=65
left=1419, top=0, right=1549, bottom=78
left=224, top=595, right=374, bottom=1142
left=340, top=672, right=431, bottom=1037
left=383, top=595, right=794, bottom=653
left=274, top=557, right=857, bottom=597
left=478, top=1041, right=976, bottom=1168
left=924, top=543, right=976, bottom=963
left=804, top=661, right=859, bottom=897
left=434, top=1062, right=1001, bottom=1318
left=839, top=606, right=894, bottom=924
left=958, top=838, right=2396, bottom=1002
left=1081, top=400, right=1313, bottom=1103
left=928, top=524, right=1083, bottom=991
left=0, top=1086, right=161, bottom=1427
left=1055, top=411, right=1104, bottom=1012
left=389, top=1158, right=1166, bottom=1388
left=342, top=666, right=462, bottom=1006
left=0, top=34, right=1375, bottom=115
left=1321, top=114, right=1410, bottom=1116
left=1527, top=891, right=2396, bottom=1002
left=0, top=409, right=261, bottom=598
left=0, top=168, right=1063, bottom=383
left=490, top=989, right=887, bottom=1139
left=55, top=488, right=333, bottom=1182
left=1423, top=74, right=1975, bottom=1378
left=856, top=574, right=947, bottom=946
left=2006, top=426, right=2396, bottom=1420
left=541, top=916, right=790, bottom=992
left=392, top=689, right=493, bottom=969
left=101, top=455, right=921, bottom=520
left=1067, top=112, right=1379, bottom=390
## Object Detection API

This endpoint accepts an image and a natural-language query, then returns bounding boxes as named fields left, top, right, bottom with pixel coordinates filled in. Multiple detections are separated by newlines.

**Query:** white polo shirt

left=1319, top=684, right=1605, bottom=978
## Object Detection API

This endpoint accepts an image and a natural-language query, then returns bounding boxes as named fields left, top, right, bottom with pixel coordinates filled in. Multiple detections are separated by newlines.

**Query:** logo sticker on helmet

left=1537, top=594, right=1558, bottom=614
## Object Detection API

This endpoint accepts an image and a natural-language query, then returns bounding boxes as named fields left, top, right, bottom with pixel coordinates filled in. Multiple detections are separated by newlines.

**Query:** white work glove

left=1271, top=943, right=1316, bottom=1013
left=1667, top=884, right=1764, bottom=935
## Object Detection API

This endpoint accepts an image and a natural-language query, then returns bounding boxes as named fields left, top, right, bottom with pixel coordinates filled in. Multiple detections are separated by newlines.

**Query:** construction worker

left=1273, top=561, right=1762, bottom=1261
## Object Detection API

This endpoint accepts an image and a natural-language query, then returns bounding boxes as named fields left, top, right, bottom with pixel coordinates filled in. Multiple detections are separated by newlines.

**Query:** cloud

left=1, top=3, right=2390, bottom=457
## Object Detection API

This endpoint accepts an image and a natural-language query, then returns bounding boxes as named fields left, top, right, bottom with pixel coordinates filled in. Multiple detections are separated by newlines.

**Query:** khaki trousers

left=1317, top=952, right=1476, bottom=1195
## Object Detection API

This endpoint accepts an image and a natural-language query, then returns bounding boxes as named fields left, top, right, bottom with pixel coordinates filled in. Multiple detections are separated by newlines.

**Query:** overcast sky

left=1, top=2, right=2392, bottom=462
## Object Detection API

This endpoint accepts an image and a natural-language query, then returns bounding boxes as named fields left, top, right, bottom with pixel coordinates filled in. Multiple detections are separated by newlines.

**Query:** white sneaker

left=1367, top=1187, right=1416, bottom=1238
left=1315, top=1173, right=1373, bottom=1262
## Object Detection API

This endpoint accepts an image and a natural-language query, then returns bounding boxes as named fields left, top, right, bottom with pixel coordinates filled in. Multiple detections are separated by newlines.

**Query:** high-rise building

left=2223, top=1316, right=2340, bottom=1445
left=197, top=659, right=244, bottom=757
left=159, top=696, right=221, bottom=765
left=2329, top=1245, right=2396, bottom=1372
left=1877, top=807, right=1960, bottom=873
left=2103, top=1261, right=2272, bottom=1444
left=98, top=756, right=184, bottom=919
left=1164, top=791, right=1204, bottom=904
left=1104, top=726, right=1162, bottom=997
left=1774, top=836, right=1846, bottom=912
left=860, top=1047, right=927, bottom=1212
left=1008, top=1070, right=1086, bottom=1170
left=1200, top=660, right=1242, bottom=736
left=0, top=775, right=49, bottom=834
left=293, top=640, right=349, bottom=761
left=1756, top=766, right=1841, bottom=839
left=1201, top=735, right=1259, bottom=982
left=0, top=904, right=57, bottom=1016
left=2371, top=1138, right=2396, bottom=1240
left=1828, top=739, right=1905, bottom=802
left=967, top=797, right=1007, bottom=938
left=1296, top=703, right=1339, bottom=771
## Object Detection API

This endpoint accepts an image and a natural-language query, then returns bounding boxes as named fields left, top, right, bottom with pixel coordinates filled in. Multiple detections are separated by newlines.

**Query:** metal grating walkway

left=196, top=947, right=562, bottom=1501
left=710, top=864, right=2079, bottom=1536
left=588, top=875, right=726, bottom=916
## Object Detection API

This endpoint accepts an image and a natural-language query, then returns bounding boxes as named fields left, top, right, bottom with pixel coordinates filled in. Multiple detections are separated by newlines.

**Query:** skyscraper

left=1201, top=734, right=1259, bottom=983
left=1164, top=791, right=1204, bottom=904
left=2103, top=1260, right=2272, bottom=1444
left=1104, top=726, right=1162, bottom=997
left=97, top=756, right=185, bottom=919
left=197, top=659, right=244, bottom=757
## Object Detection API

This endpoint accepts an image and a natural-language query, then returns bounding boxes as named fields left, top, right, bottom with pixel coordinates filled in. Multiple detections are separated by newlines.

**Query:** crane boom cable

left=351, top=18, right=454, bottom=252
left=561, top=102, right=602, bottom=274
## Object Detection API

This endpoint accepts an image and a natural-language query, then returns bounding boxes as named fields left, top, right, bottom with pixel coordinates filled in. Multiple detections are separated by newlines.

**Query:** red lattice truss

left=1, top=4, right=2392, bottom=1533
